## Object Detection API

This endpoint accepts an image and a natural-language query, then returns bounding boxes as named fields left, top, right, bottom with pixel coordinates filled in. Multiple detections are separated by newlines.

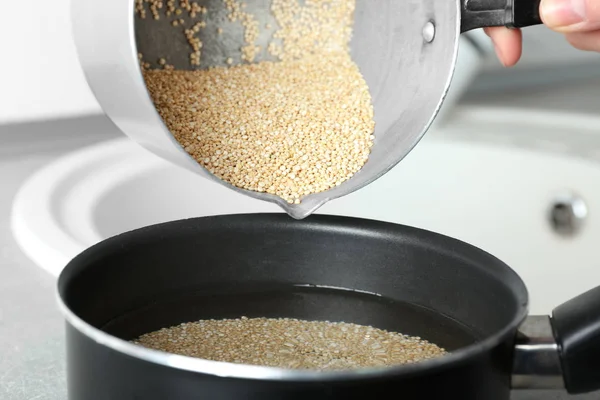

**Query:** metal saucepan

left=72, top=0, right=542, bottom=219
left=58, top=214, right=600, bottom=399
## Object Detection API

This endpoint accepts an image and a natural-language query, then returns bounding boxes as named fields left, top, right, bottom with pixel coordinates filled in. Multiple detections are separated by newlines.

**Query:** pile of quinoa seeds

left=138, top=0, right=375, bottom=204
left=133, top=317, right=447, bottom=370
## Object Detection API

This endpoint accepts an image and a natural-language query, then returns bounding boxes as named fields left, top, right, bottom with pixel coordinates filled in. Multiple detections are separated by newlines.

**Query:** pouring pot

left=58, top=214, right=600, bottom=399
left=71, top=0, right=542, bottom=219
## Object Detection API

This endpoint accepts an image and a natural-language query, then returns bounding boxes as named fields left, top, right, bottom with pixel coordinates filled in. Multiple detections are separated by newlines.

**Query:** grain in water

left=133, top=317, right=447, bottom=370
left=140, top=0, right=375, bottom=205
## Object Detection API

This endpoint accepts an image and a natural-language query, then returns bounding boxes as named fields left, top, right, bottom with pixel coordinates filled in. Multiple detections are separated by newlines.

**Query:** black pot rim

left=57, top=213, right=530, bottom=382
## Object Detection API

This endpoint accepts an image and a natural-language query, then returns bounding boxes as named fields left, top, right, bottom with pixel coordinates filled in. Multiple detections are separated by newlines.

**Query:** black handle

left=461, top=0, right=543, bottom=32
left=512, top=0, right=543, bottom=28
left=552, top=285, right=600, bottom=394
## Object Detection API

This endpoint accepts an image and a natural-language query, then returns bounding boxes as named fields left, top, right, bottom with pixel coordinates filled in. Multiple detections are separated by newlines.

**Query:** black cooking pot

left=57, top=214, right=600, bottom=399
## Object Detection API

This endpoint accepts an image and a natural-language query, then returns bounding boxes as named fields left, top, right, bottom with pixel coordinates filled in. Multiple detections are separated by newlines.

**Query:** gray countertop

left=463, top=76, right=600, bottom=114
left=0, top=117, right=119, bottom=399
left=1, top=76, right=599, bottom=399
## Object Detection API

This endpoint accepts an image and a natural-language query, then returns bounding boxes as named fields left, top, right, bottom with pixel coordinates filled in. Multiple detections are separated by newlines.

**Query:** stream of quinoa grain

left=141, top=0, right=375, bottom=204
left=133, top=317, right=447, bottom=370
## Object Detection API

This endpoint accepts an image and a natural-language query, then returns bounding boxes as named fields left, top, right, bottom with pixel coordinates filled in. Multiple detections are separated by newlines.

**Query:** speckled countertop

left=0, top=117, right=119, bottom=399
left=1, top=77, right=599, bottom=399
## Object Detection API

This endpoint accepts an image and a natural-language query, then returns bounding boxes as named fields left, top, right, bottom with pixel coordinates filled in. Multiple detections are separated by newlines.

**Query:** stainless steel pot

left=72, top=0, right=541, bottom=219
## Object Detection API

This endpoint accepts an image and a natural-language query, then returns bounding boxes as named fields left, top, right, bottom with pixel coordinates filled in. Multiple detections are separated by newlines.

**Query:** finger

left=541, top=0, right=600, bottom=33
left=483, top=27, right=523, bottom=67
left=565, top=30, right=600, bottom=51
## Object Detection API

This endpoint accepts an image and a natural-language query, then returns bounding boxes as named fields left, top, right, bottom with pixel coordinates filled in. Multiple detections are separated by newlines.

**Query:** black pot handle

left=552, top=285, right=600, bottom=394
left=461, top=0, right=543, bottom=33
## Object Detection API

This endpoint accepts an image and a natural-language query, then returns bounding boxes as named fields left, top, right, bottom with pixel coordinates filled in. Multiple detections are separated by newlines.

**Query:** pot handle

left=461, top=0, right=543, bottom=33
left=552, top=285, right=600, bottom=394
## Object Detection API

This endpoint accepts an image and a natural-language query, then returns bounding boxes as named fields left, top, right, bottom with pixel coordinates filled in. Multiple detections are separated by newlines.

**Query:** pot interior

left=58, top=214, right=528, bottom=355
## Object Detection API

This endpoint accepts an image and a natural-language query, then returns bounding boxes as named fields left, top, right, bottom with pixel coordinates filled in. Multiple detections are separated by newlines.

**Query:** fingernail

left=541, top=0, right=586, bottom=28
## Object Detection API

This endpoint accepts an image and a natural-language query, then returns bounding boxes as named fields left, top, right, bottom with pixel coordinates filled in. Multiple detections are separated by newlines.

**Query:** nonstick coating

left=58, top=213, right=529, bottom=399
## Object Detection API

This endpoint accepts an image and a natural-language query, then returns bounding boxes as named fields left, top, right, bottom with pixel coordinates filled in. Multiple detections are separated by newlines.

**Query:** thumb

left=540, top=0, right=600, bottom=32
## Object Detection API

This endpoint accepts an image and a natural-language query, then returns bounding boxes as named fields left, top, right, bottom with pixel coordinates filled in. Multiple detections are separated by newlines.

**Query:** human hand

left=485, top=0, right=600, bottom=66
